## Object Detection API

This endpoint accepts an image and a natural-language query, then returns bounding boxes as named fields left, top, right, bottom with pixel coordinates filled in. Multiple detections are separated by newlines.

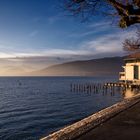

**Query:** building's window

left=134, top=65, right=139, bottom=79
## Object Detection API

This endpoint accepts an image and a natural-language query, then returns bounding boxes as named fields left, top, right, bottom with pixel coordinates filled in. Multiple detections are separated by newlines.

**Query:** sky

left=0, top=0, right=136, bottom=75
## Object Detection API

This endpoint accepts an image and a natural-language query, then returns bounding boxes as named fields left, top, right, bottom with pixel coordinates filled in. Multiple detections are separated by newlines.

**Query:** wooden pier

left=70, top=82, right=140, bottom=94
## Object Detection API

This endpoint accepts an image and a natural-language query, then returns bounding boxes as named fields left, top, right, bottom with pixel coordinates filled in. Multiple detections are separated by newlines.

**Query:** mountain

left=32, top=56, right=124, bottom=76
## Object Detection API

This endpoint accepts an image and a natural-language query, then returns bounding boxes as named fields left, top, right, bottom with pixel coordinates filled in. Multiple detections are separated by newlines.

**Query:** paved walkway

left=77, top=102, right=140, bottom=140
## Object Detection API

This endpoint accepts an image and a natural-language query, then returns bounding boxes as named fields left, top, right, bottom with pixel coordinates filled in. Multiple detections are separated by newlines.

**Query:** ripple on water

left=0, top=76, right=127, bottom=140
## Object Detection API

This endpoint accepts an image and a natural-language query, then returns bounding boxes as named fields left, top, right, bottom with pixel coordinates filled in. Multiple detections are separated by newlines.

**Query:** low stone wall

left=40, top=94, right=140, bottom=140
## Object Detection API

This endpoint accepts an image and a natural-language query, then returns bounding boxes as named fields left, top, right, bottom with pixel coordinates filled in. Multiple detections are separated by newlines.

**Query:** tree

left=123, top=28, right=140, bottom=52
left=63, top=0, right=140, bottom=28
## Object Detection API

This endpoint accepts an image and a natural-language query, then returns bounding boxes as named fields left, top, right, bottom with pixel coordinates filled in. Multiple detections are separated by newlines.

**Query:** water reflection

left=123, top=89, right=139, bottom=99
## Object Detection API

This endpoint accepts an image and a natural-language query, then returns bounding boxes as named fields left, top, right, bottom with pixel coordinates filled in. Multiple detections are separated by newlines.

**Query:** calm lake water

left=0, top=76, right=136, bottom=140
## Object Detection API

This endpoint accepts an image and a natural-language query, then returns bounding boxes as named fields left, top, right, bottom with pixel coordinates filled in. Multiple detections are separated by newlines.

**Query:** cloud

left=80, top=29, right=135, bottom=55
left=0, top=17, right=135, bottom=60
left=69, top=21, right=114, bottom=38
left=47, top=14, right=65, bottom=25
left=0, top=20, right=136, bottom=75
left=29, top=30, right=39, bottom=37
left=0, top=28, right=135, bottom=60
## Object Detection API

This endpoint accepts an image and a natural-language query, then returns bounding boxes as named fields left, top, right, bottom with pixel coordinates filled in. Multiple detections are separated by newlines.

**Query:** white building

left=119, top=53, right=140, bottom=83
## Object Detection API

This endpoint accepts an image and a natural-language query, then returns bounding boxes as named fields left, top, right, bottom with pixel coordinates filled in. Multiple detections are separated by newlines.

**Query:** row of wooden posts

left=70, top=82, right=140, bottom=94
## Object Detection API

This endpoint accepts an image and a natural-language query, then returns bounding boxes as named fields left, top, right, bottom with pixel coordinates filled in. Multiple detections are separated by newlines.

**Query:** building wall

left=125, top=62, right=140, bottom=81
left=125, top=65, right=134, bottom=80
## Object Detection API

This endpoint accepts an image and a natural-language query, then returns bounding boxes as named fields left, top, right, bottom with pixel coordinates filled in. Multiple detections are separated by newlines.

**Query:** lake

left=0, top=76, right=136, bottom=140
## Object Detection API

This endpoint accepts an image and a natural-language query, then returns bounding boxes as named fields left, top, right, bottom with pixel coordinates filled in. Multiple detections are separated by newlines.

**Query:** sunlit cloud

left=80, top=29, right=135, bottom=55
left=0, top=14, right=136, bottom=76
left=0, top=28, right=135, bottom=59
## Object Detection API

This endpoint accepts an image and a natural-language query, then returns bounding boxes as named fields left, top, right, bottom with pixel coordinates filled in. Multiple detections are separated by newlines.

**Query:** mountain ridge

left=31, top=56, right=124, bottom=76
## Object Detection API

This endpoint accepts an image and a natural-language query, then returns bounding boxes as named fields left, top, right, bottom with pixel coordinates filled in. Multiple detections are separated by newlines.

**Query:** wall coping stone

left=41, top=94, right=140, bottom=140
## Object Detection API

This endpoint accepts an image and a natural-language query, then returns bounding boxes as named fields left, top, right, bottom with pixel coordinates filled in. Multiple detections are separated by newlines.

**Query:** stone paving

left=77, top=102, right=140, bottom=140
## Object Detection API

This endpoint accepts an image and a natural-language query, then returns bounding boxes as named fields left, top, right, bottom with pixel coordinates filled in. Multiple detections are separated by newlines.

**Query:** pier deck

left=77, top=101, right=140, bottom=140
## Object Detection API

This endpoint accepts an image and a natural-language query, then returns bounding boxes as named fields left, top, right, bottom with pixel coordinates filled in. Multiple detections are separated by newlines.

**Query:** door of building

left=134, top=65, right=139, bottom=79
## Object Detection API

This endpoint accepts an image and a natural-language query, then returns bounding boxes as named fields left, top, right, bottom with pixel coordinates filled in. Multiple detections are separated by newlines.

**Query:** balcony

left=119, top=72, right=125, bottom=81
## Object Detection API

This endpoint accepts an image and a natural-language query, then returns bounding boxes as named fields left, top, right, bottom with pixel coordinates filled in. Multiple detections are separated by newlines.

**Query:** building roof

left=125, top=52, right=140, bottom=61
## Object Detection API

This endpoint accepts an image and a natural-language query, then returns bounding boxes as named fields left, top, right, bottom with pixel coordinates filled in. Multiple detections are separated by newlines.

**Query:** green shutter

left=134, top=65, right=139, bottom=79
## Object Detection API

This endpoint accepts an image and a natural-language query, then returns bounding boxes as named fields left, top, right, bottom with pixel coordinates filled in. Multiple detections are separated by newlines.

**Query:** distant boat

left=18, top=81, right=22, bottom=86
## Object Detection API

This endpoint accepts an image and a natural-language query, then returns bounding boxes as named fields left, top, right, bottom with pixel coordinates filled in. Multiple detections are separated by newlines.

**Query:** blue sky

left=0, top=0, right=136, bottom=74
